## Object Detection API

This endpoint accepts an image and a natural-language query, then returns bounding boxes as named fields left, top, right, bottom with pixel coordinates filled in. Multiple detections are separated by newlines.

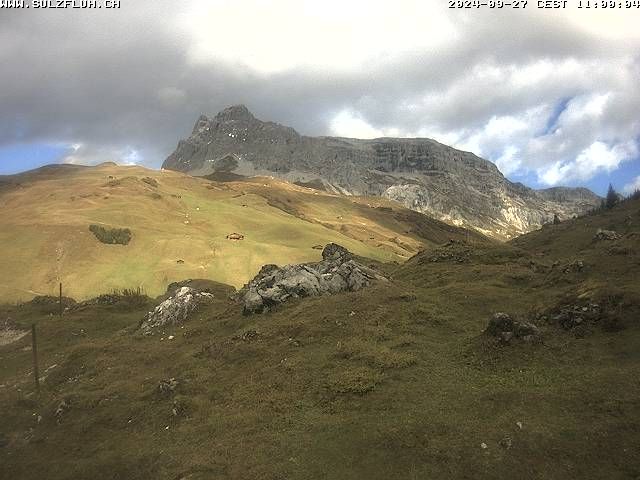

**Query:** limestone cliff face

left=163, top=105, right=601, bottom=240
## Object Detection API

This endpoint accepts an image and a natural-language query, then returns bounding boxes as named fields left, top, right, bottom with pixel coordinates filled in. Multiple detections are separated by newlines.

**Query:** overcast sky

left=1, top=0, right=639, bottom=194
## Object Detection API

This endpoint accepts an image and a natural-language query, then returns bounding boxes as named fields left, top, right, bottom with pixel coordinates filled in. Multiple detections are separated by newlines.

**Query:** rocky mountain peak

left=215, top=104, right=255, bottom=122
left=164, top=106, right=601, bottom=240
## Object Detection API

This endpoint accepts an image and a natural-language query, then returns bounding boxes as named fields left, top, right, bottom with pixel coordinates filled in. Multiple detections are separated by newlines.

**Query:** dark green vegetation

left=606, top=183, right=619, bottom=210
left=1, top=198, right=639, bottom=479
left=89, top=224, right=132, bottom=246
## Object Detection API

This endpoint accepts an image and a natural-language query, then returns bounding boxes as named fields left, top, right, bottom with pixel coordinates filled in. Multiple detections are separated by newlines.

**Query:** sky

left=0, top=0, right=639, bottom=196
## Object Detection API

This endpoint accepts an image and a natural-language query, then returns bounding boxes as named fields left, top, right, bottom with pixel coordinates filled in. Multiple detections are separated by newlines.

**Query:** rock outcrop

left=240, top=243, right=385, bottom=314
left=593, top=229, right=621, bottom=241
left=485, top=312, right=541, bottom=343
left=163, top=105, right=601, bottom=240
left=140, top=286, right=214, bottom=333
left=540, top=303, right=602, bottom=330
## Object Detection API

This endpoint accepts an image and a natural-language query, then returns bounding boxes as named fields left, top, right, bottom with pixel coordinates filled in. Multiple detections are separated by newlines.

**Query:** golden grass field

left=0, top=163, right=481, bottom=302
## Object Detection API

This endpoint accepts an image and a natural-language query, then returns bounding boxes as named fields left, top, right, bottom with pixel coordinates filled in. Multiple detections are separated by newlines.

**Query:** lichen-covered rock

left=239, top=243, right=386, bottom=314
left=140, top=287, right=214, bottom=333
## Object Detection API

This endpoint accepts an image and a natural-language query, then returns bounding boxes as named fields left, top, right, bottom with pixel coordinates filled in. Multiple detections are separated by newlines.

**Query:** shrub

left=605, top=183, right=618, bottom=209
left=94, top=287, right=149, bottom=309
left=89, top=224, right=132, bottom=245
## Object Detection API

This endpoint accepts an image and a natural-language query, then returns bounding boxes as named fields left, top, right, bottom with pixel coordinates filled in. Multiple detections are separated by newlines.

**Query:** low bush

left=89, top=224, right=132, bottom=245
left=93, top=287, right=150, bottom=309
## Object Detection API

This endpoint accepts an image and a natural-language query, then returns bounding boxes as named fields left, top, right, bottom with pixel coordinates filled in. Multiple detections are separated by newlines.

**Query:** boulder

left=486, top=312, right=514, bottom=336
left=239, top=243, right=385, bottom=314
left=485, top=312, right=541, bottom=343
left=140, top=287, right=214, bottom=333
left=593, top=229, right=621, bottom=241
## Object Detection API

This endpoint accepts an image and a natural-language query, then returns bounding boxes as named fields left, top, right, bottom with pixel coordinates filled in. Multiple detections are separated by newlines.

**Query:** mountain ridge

left=163, top=105, right=601, bottom=240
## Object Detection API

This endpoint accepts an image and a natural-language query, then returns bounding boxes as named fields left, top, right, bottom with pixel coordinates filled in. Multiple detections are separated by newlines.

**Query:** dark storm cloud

left=0, top=1, right=638, bottom=185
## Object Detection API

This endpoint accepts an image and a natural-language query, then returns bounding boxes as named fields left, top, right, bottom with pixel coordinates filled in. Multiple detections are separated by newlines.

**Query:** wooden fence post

left=31, top=324, right=40, bottom=395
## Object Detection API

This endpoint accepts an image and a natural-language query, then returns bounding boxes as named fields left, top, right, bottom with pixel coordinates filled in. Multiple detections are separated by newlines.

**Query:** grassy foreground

left=1, top=197, right=639, bottom=478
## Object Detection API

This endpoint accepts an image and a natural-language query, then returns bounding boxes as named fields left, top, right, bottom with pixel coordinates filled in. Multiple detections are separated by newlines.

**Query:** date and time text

left=448, top=0, right=640, bottom=8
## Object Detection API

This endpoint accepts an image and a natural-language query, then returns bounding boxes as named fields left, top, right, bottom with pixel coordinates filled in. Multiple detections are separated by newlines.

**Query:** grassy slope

left=0, top=198, right=638, bottom=479
left=0, top=163, right=481, bottom=302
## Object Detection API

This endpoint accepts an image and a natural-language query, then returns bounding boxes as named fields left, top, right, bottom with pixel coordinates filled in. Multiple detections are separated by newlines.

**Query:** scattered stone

left=226, top=232, right=245, bottom=241
left=240, top=330, right=258, bottom=341
left=499, top=436, right=513, bottom=449
left=239, top=244, right=386, bottom=314
left=158, top=378, right=179, bottom=396
left=516, top=421, right=523, bottom=429
left=55, top=399, right=70, bottom=422
left=172, top=399, right=186, bottom=417
left=176, top=259, right=185, bottom=264
left=480, top=443, right=488, bottom=449
left=44, top=364, right=58, bottom=373
left=563, top=260, right=584, bottom=273
left=593, top=228, right=621, bottom=241
left=549, top=303, right=601, bottom=330
left=0, top=319, right=28, bottom=347
left=485, top=313, right=541, bottom=343
left=140, top=287, right=214, bottom=333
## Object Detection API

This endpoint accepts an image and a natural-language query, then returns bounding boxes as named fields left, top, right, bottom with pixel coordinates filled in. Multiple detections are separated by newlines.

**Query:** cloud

left=539, top=141, right=637, bottom=185
left=0, top=0, right=638, bottom=188
left=60, top=143, right=141, bottom=166
left=623, top=176, right=640, bottom=194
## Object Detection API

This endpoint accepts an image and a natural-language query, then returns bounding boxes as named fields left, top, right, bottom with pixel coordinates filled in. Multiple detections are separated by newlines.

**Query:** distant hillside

left=0, top=163, right=484, bottom=302
left=163, top=105, right=601, bottom=240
